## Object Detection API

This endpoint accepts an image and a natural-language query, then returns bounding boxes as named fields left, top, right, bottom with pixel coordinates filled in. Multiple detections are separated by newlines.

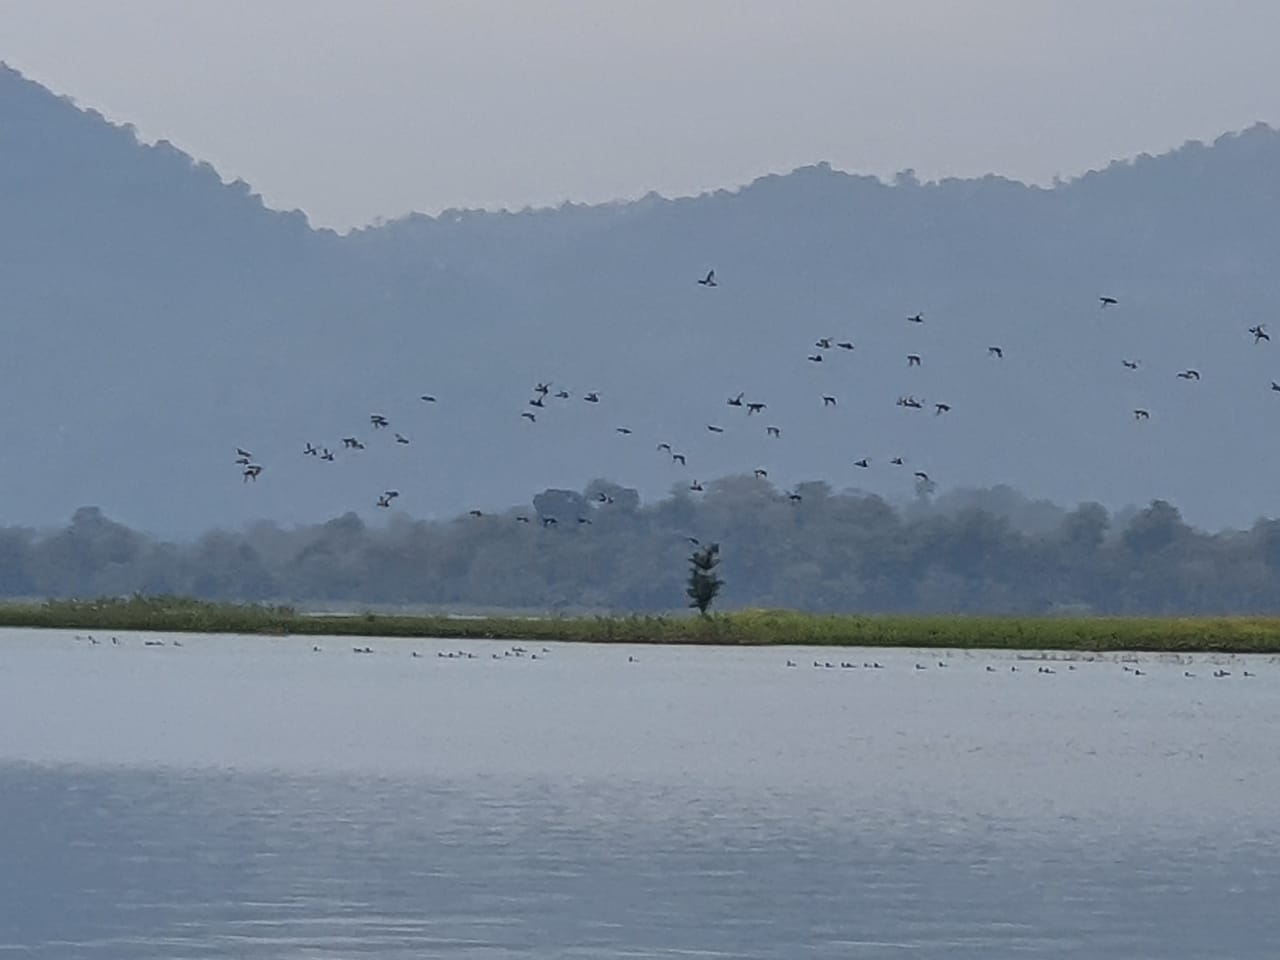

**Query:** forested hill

left=3, top=61, right=1280, bottom=537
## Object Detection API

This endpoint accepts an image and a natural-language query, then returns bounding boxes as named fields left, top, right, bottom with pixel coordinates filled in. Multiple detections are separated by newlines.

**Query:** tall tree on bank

left=687, top=542, right=724, bottom=616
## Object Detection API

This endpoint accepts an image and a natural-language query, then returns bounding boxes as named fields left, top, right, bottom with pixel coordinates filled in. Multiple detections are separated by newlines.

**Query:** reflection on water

left=2, top=630, right=1280, bottom=957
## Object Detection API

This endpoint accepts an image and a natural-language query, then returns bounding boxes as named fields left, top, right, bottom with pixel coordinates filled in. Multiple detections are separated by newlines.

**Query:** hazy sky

left=1, top=1, right=1276, bottom=229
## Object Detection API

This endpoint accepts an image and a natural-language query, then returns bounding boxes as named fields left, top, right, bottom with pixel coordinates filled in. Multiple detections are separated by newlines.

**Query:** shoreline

left=5, top=598, right=1280, bottom=653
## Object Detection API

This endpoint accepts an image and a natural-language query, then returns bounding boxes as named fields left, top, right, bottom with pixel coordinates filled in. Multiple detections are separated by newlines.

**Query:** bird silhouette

left=822, top=395, right=837, bottom=407
left=746, top=402, right=766, bottom=415
left=1099, top=296, right=1118, bottom=307
left=394, top=433, right=410, bottom=444
left=303, top=443, right=318, bottom=456
left=521, top=412, right=537, bottom=422
left=236, top=447, right=252, bottom=459
left=988, top=346, right=1003, bottom=358
left=1250, top=324, right=1270, bottom=344
left=707, top=424, right=724, bottom=433
left=807, top=354, right=823, bottom=362
left=690, top=481, right=704, bottom=492
left=1122, top=359, right=1140, bottom=370
left=672, top=453, right=687, bottom=465
left=420, top=394, right=437, bottom=403
left=914, top=471, right=930, bottom=482
left=890, top=457, right=904, bottom=465
left=370, top=414, right=389, bottom=428
left=242, top=464, right=263, bottom=482
left=836, top=341, right=855, bottom=350
left=815, top=337, right=833, bottom=349
left=583, top=392, right=600, bottom=403
left=697, top=270, right=717, bottom=287
left=907, top=354, right=922, bottom=367
left=657, top=442, right=672, bottom=452
left=1134, top=409, right=1150, bottom=420
left=1177, top=369, right=1201, bottom=381
left=907, top=313, right=924, bottom=323
left=854, top=458, right=870, bottom=468
left=727, top=392, right=744, bottom=407
left=616, top=427, right=633, bottom=435
left=753, top=468, right=768, bottom=479
left=766, top=426, right=781, bottom=438
left=934, top=402, right=951, bottom=415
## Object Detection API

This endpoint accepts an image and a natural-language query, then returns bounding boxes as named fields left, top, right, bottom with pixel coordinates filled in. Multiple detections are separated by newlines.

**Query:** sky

left=1, top=0, right=1277, bottom=230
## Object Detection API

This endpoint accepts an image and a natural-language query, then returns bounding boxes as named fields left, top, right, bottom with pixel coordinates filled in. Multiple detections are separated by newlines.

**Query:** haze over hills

left=3, top=61, right=1280, bottom=537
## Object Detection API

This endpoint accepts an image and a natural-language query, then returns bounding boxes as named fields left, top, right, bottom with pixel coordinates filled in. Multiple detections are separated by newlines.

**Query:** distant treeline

left=2, top=478, right=1279, bottom=615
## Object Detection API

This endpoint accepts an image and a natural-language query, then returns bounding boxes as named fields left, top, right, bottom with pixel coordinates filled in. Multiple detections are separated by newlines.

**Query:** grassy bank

left=4, top=596, right=1280, bottom=653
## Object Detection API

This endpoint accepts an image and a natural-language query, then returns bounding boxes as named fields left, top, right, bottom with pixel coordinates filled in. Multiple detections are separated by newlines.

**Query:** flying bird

left=420, top=394, right=437, bottom=403
left=766, top=426, right=781, bottom=437
left=890, top=457, right=904, bottom=465
left=394, top=433, right=410, bottom=444
left=1250, top=324, right=1270, bottom=344
left=822, top=395, right=837, bottom=407
left=1099, top=296, right=1118, bottom=307
left=935, top=403, right=951, bottom=415
left=1133, top=409, right=1150, bottom=420
left=753, top=468, right=768, bottom=479
left=616, top=427, right=633, bottom=435
left=988, top=346, right=1003, bottom=358
left=815, top=337, right=833, bottom=349
left=1176, top=369, right=1201, bottom=381
left=854, top=459, right=870, bottom=468
left=707, top=424, right=724, bottom=433
left=242, top=464, right=263, bottom=482
left=787, top=492, right=803, bottom=503
left=672, top=453, right=687, bottom=465
left=836, top=341, right=855, bottom=350
left=746, top=402, right=766, bottom=415
left=236, top=447, right=252, bottom=459
left=303, top=443, right=318, bottom=456
left=583, top=392, right=600, bottom=403
left=807, top=354, right=823, bottom=362
left=657, top=442, right=672, bottom=452
left=554, top=389, right=570, bottom=399
left=370, top=415, right=389, bottom=428
left=1122, top=359, right=1140, bottom=370
left=727, top=392, right=744, bottom=407
left=697, top=270, right=717, bottom=287
left=689, top=481, right=704, bottom=492
left=907, top=354, right=922, bottom=367
left=468, top=509, right=483, bottom=517
left=913, top=471, right=930, bottom=482
left=320, top=449, right=335, bottom=462
left=521, top=412, right=537, bottom=422
left=907, top=313, right=924, bottom=323
left=534, top=382, right=551, bottom=395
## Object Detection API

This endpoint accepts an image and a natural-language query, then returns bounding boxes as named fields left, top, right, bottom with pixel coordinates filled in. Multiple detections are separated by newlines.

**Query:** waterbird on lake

left=577, top=517, right=592, bottom=525
left=516, top=515, right=530, bottom=523
left=542, top=517, right=558, bottom=527
left=988, top=346, right=1003, bottom=358
left=697, top=270, right=717, bottom=287
left=1100, top=296, right=1118, bottom=307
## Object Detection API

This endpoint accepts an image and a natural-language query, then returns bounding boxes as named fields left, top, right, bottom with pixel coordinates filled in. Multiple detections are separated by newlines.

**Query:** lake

left=2, top=629, right=1279, bottom=957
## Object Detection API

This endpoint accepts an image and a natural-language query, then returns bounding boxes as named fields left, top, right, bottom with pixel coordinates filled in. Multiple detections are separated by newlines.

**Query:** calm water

left=2, top=630, right=1279, bottom=957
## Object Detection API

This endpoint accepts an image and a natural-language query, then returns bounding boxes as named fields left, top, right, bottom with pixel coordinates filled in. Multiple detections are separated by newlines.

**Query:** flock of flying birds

left=231, top=273, right=1275, bottom=523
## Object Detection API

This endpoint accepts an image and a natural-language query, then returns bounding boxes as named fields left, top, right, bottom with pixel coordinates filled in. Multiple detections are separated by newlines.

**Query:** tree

left=686, top=542, right=724, bottom=615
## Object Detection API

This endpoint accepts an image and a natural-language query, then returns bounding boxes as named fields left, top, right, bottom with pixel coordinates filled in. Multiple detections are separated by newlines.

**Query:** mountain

left=3, top=61, right=1280, bottom=536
